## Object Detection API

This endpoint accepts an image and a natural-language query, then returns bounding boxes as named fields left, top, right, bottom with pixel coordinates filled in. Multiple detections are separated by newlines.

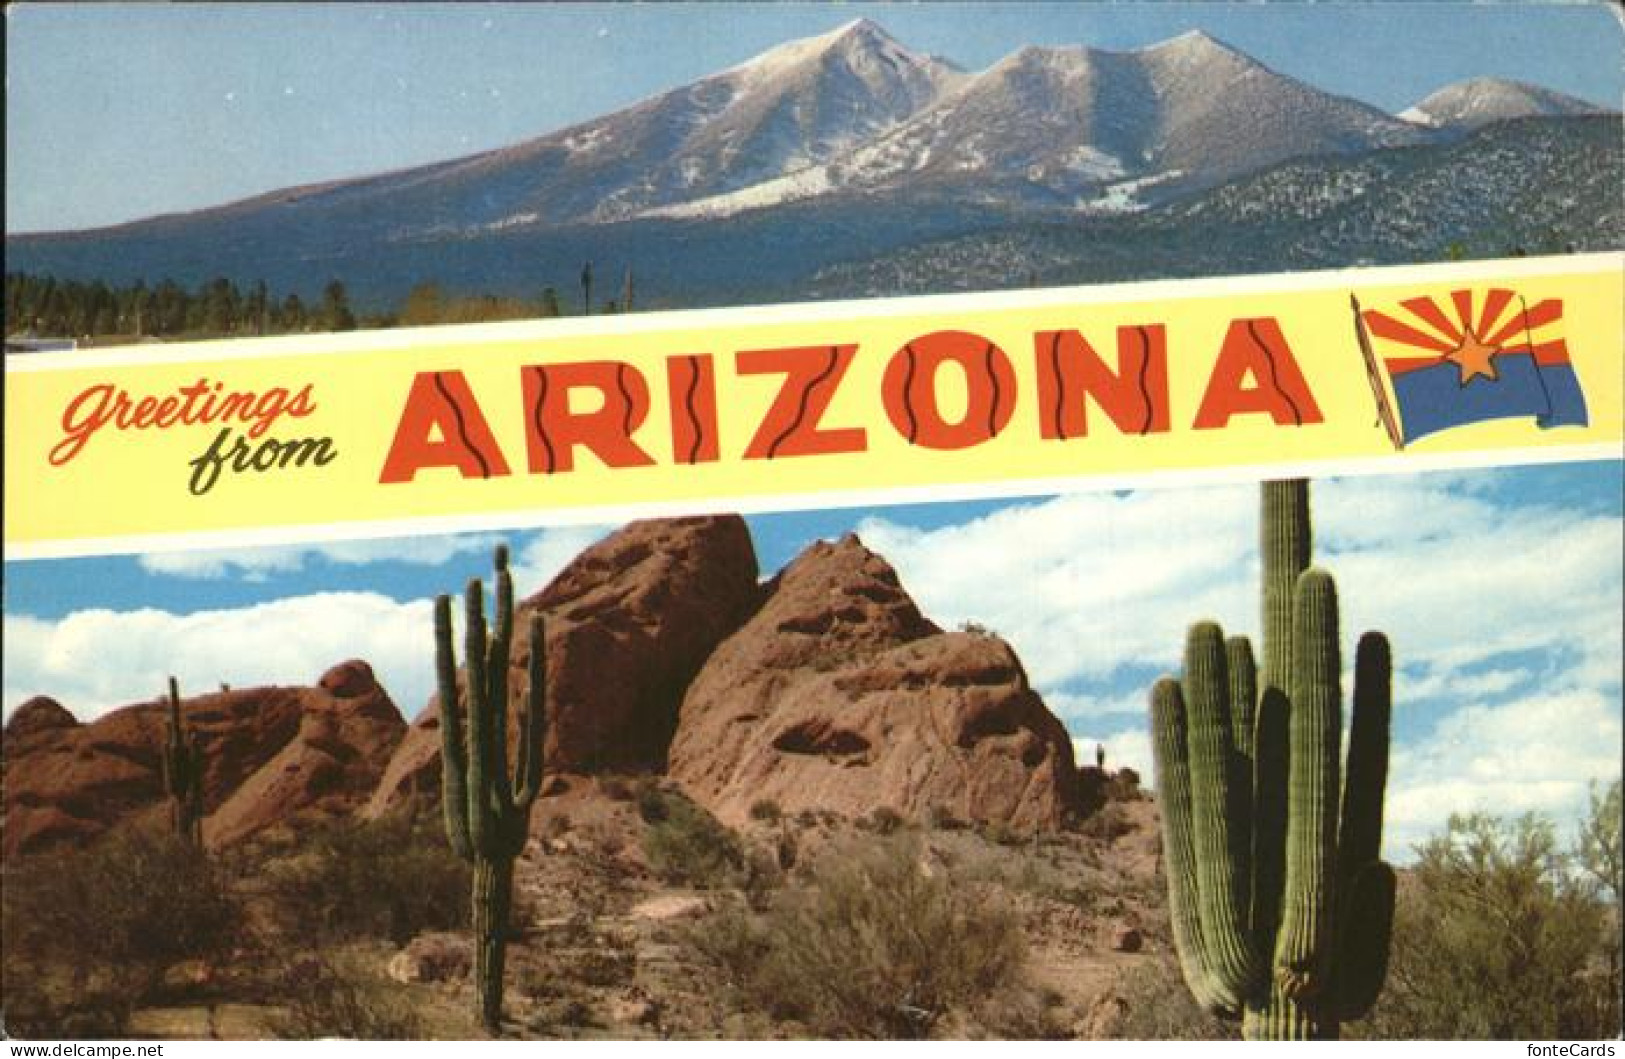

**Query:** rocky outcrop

left=364, top=516, right=760, bottom=817
left=4, top=697, right=78, bottom=740
left=667, top=534, right=1079, bottom=829
left=206, top=661, right=405, bottom=847
left=3, top=687, right=304, bottom=857
left=3, top=664, right=405, bottom=857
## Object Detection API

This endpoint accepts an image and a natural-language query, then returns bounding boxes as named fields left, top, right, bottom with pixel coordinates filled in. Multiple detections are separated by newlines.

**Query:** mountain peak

left=830, top=16, right=887, bottom=40
left=1404, top=77, right=1607, bottom=129
left=1145, top=29, right=1233, bottom=54
left=736, top=16, right=914, bottom=72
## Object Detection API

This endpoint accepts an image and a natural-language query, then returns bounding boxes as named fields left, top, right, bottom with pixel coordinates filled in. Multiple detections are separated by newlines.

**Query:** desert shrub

left=691, top=836, right=1026, bottom=1038
left=865, top=806, right=906, bottom=835
left=0, top=969, right=137, bottom=1040
left=263, top=814, right=469, bottom=945
left=3, top=828, right=241, bottom=972
left=1362, top=803, right=1620, bottom=1040
left=1110, top=958, right=1237, bottom=1040
left=598, top=775, right=634, bottom=802
left=640, top=788, right=743, bottom=888
left=1, top=827, right=241, bottom=1037
left=634, top=777, right=671, bottom=823
left=963, top=984, right=1073, bottom=1040
left=749, top=798, right=782, bottom=823
left=1079, top=803, right=1134, bottom=842
left=268, top=955, right=425, bottom=1040
left=740, top=846, right=785, bottom=911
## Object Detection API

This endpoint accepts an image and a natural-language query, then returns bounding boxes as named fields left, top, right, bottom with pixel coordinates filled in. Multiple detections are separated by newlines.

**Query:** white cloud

left=10, top=526, right=621, bottom=727
left=135, top=524, right=615, bottom=592
left=3, top=593, right=439, bottom=724
left=1385, top=687, right=1623, bottom=861
left=1047, top=688, right=1150, bottom=722
left=138, top=533, right=502, bottom=580
left=858, top=471, right=1622, bottom=860
left=1072, top=730, right=1153, bottom=780
left=509, top=525, right=614, bottom=595
left=856, top=484, right=1259, bottom=691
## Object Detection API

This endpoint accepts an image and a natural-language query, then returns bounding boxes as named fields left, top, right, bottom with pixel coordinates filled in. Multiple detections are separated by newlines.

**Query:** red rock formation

left=364, top=515, right=760, bottom=817
left=3, top=664, right=405, bottom=857
left=206, top=662, right=405, bottom=847
left=4, top=696, right=77, bottom=740
left=3, top=688, right=302, bottom=857
left=667, top=534, right=1079, bottom=829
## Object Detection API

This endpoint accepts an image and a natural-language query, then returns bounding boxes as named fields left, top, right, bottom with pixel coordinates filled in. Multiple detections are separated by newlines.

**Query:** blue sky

left=5, top=461, right=1621, bottom=860
left=7, top=1, right=1623, bottom=233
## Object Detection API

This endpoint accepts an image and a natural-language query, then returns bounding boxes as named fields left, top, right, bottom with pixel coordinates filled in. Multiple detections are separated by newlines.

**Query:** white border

left=7, top=442, right=1619, bottom=562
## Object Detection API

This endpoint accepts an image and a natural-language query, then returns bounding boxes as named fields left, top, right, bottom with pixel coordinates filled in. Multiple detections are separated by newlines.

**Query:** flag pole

left=1350, top=294, right=1405, bottom=450
left=1517, top=294, right=1557, bottom=421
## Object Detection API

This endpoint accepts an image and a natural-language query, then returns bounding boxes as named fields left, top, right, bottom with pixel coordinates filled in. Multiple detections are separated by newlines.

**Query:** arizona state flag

left=1359, top=288, right=1589, bottom=445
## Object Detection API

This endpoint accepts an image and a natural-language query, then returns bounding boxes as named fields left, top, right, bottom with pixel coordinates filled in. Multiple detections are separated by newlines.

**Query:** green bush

left=268, top=955, right=426, bottom=1040
left=691, top=836, right=1026, bottom=1038
left=1362, top=801, right=1620, bottom=1040
left=749, top=798, right=782, bottom=823
left=263, top=814, right=470, bottom=945
left=1, top=827, right=241, bottom=1037
left=640, top=788, right=743, bottom=888
left=1109, top=958, right=1238, bottom=1040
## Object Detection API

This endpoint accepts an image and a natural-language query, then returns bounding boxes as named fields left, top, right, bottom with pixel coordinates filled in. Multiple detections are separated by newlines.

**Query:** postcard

left=4, top=2, right=1621, bottom=1044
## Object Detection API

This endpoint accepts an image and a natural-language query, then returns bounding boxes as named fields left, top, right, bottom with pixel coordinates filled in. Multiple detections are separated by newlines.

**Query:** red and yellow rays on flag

left=1362, top=288, right=1570, bottom=381
left=1357, top=288, right=1587, bottom=446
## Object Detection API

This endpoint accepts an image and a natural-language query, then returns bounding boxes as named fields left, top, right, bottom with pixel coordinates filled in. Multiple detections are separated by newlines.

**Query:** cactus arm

left=1151, top=677, right=1237, bottom=1015
left=1260, top=479, right=1310, bottom=696
left=1250, top=685, right=1290, bottom=949
left=1182, top=623, right=1261, bottom=1003
left=486, top=548, right=515, bottom=808
left=463, top=578, right=493, bottom=854
left=1331, top=631, right=1394, bottom=1021
left=1226, top=636, right=1258, bottom=766
left=1332, top=860, right=1395, bottom=1020
left=435, top=594, right=474, bottom=861
left=512, top=613, right=546, bottom=813
left=1273, top=568, right=1343, bottom=1004
left=1338, top=632, right=1391, bottom=880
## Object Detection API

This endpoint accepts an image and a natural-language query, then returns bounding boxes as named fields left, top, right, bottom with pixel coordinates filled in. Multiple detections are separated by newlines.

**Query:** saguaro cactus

left=162, top=676, right=205, bottom=847
left=436, top=543, right=546, bottom=1035
left=1149, top=480, right=1394, bottom=1039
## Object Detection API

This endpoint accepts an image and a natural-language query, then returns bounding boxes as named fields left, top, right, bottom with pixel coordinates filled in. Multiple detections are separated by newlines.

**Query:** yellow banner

left=7, top=254, right=1621, bottom=557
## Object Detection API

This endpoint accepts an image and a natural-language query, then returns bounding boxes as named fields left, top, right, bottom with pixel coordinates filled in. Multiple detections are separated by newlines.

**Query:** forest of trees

left=5, top=268, right=637, bottom=343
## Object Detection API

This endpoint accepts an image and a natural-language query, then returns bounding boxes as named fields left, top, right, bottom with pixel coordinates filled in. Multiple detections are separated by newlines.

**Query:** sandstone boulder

left=206, top=669, right=405, bottom=847
left=667, top=534, right=1079, bottom=829
left=365, top=516, right=759, bottom=817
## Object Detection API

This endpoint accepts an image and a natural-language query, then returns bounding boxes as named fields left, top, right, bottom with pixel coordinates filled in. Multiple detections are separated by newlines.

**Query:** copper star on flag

left=1442, top=328, right=1501, bottom=385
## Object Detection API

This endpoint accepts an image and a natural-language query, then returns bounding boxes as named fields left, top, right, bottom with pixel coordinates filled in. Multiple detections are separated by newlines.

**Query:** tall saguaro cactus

left=162, top=676, right=205, bottom=847
left=1149, top=480, right=1395, bottom=1039
left=436, top=544, right=546, bottom=1035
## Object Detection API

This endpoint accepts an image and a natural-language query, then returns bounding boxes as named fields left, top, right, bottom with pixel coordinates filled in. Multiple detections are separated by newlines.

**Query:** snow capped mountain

left=1401, top=77, right=1607, bottom=130
left=9, top=18, right=1615, bottom=307
left=196, top=18, right=960, bottom=233
left=665, top=29, right=1431, bottom=217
